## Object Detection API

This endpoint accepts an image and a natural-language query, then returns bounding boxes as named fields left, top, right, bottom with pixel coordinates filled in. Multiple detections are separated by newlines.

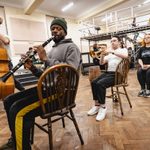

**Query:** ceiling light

left=138, top=4, right=142, bottom=7
left=143, top=0, right=150, bottom=4
left=62, top=2, right=74, bottom=12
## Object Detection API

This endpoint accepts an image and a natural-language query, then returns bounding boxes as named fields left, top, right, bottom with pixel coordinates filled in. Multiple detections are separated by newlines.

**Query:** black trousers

left=91, top=72, right=115, bottom=104
left=3, top=87, right=42, bottom=150
left=137, top=67, right=150, bottom=90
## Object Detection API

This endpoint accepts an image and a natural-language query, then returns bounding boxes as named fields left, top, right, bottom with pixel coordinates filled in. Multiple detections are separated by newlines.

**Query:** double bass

left=0, top=41, right=14, bottom=100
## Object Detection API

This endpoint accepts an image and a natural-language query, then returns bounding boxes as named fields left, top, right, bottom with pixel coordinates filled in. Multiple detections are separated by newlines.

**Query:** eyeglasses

left=111, top=40, right=118, bottom=42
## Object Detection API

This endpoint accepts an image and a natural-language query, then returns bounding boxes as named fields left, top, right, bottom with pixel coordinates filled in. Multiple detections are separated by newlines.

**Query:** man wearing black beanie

left=51, top=18, right=67, bottom=34
left=1, top=17, right=81, bottom=150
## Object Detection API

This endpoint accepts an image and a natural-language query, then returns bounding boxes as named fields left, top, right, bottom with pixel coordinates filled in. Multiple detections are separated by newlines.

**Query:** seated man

left=87, top=35, right=128, bottom=121
left=0, top=18, right=81, bottom=150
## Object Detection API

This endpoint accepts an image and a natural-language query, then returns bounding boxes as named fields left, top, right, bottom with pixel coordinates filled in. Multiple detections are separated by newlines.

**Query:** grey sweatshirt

left=31, top=38, right=81, bottom=77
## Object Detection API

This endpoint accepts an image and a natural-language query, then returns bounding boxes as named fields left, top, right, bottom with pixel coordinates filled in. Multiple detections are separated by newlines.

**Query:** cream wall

left=4, top=7, right=47, bottom=67
left=3, top=6, right=82, bottom=68
left=66, top=19, right=81, bottom=47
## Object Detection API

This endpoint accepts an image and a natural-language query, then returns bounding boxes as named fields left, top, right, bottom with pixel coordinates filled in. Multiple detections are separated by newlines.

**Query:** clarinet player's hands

left=21, top=54, right=33, bottom=70
left=33, top=45, right=48, bottom=62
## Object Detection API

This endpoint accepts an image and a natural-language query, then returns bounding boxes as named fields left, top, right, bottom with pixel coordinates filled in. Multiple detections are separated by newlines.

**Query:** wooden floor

left=0, top=69, right=150, bottom=150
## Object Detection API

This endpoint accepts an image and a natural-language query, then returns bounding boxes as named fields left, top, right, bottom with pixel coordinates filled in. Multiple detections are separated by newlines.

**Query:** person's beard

left=53, top=35, right=65, bottom=43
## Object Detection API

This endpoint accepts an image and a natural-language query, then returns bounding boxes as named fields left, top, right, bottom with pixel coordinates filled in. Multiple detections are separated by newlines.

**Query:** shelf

left=81, top=25, right=150, bottom=41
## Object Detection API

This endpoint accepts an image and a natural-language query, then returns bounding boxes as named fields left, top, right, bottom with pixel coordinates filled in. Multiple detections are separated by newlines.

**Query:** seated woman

left=87, top=35, right=128, bottom=121
left=137, top=33, right=150, bottom=97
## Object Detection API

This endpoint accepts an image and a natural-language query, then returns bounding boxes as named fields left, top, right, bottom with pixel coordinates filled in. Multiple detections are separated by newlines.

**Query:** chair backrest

left=37, top=64, right=79, bottom=118
left=115, top=58, right=130, bottom=85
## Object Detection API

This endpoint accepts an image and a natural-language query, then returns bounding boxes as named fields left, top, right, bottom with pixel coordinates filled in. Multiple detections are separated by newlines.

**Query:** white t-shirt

left=104, top=48, right=128, bottom=72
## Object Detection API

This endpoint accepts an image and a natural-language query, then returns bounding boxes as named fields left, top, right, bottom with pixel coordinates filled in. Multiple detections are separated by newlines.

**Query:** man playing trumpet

left=88, top=35, right=128, bottom=121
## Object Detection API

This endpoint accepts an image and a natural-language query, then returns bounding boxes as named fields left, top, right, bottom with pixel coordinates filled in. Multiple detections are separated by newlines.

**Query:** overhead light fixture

left=143, top=0, right=150, bottom=4
left=62, top=2, right=74, bottom=12
left=137, top=4, right=142, bottom=7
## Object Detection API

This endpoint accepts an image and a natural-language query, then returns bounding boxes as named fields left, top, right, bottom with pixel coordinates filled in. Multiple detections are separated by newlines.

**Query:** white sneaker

left=96, top=107, right=107, bottom=121
left=144, top=90, right=150, bottom=98
left=87, top=106, right=100, bottom=116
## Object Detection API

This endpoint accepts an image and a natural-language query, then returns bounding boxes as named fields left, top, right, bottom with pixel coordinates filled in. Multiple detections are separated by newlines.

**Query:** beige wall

left=2, top=6, right=82, bottom=67
left=4, top=7, right=47, bottom=66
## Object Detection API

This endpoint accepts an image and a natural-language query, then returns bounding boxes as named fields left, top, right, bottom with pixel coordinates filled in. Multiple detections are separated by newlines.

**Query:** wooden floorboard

left=0, top=69, right=150, bottom=150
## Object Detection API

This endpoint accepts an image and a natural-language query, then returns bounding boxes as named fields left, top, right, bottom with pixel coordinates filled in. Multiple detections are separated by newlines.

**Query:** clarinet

left=0, top=36, right=54, bottom=82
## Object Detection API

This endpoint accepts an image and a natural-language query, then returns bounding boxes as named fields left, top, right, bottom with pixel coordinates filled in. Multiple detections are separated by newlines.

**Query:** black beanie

left=51, top=18, right=67, bottom=34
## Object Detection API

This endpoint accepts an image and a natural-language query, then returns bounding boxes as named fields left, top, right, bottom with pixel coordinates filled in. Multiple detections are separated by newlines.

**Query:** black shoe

left=138, top=89, right=145, bottom=97
left=0, top=137, right=14, bottom=150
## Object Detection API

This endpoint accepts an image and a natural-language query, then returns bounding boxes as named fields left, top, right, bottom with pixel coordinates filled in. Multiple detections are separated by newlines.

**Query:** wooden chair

left=32, top=64, right=84, bottom=150
left=110, top=58, right=132, bottom=115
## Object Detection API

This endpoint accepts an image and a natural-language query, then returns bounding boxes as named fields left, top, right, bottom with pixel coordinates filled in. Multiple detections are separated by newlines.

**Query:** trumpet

left=89, top=48, right=107, bottom=59
left=0, top=36, right=54, bottom=82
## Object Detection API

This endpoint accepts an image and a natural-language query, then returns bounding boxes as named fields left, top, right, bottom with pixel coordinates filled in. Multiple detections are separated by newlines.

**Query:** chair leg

left=123, top=86, right=132, bottom=108
left=69, top=109, right=84, bottom=145
left=47, top=118, right=53, bottom=150
left=111, top=87, right=118, bottom=102
left=111, top=87, right=114, bottom=101
left=61, top=110, right=65, bottom=128
left=62, top=118, right=65, bottom=128
left=111, top=87, right=113, bottom=96
left=116, top=87, right=124, bottom=115
left=30, top=118, right=35, bottom=145
left=30, top=125, right=34, bottom=145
